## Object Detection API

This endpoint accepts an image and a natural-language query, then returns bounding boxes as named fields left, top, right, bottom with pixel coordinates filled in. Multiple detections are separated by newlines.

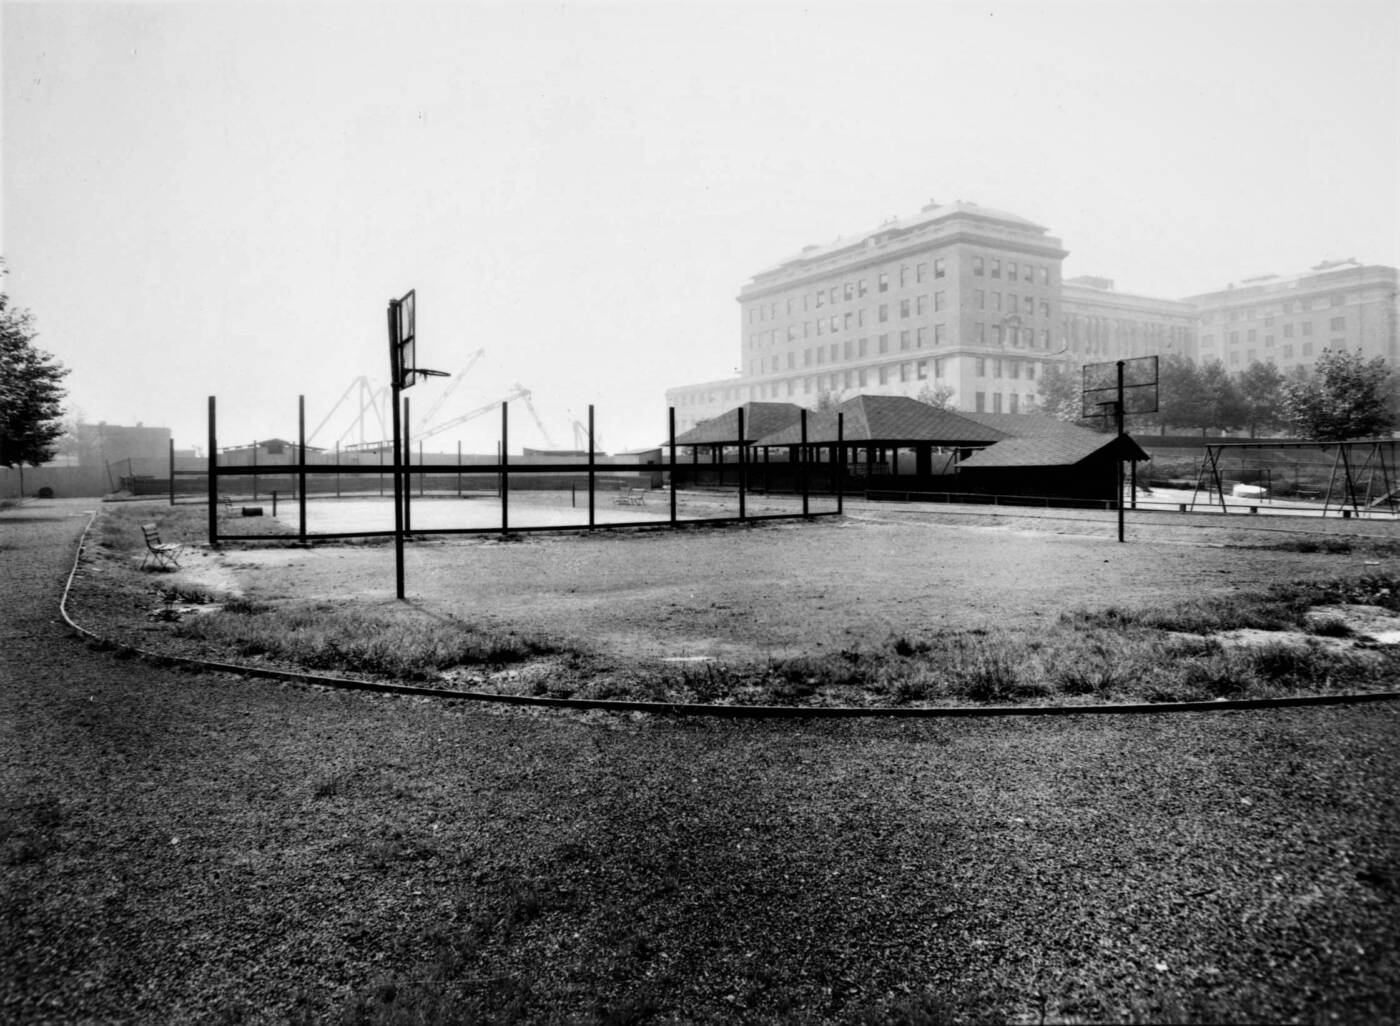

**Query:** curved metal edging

left=59, top=506, right=1400, bottom=719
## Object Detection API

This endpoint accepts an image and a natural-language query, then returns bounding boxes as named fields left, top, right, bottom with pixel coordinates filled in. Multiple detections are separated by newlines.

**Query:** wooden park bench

left=140, top=523, right=183, bottom=571
left=615, top=485, right=648, bottom=507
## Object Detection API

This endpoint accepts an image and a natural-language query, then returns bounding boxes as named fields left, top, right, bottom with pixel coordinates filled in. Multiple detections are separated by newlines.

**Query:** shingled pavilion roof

left=957, top=432, right=1148, bottom=469
left=671, top=402, right=806, bottom=446
left=756, top=395, right=1006, bottom=447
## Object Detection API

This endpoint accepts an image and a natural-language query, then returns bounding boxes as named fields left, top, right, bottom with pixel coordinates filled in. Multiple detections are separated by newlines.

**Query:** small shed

left=955, top=431, right=1150, bottom=504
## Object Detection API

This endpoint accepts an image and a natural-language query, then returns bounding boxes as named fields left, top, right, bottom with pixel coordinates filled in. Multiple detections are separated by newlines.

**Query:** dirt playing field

left=169, top=497, right=1400, bottom=665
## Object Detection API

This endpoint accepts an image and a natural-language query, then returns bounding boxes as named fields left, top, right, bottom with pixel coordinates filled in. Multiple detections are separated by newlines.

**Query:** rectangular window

left=841, top=313, right=851, bottom=331
left=916, top=295, right=928, bottom=315
left=858, top=279, right=868, bottom=297
left=993, top=324, right=1003, bottom=345
left=1026, top=361, right=1036, bottom=380
left=1265, top=335, right=1274, bottom=348
left=935, top=358, right=945, bottom=378
left=934, top=291, right=946, bottom=312
left=879, top=333, right=889, bottom=354
left=917, top=360, right=928, bottom=380
left=858, top=338, right=868, bottom=357
left=1283, top=324, right=1294, bottom=338
left=1330, top=316, right=1346, bottom=331
left=1283, top=344, right=1293, bottom=358
left=900, top=266, right=910, bottom=287
left=879, top=304, right=889, bottom=323
left=858, top=309, right=866, bottom=327
left=976, top=358, right=986, bottom=377
left=1023, top=296, right=1033, bottom=315
left=900, top=330, right=911, bottom=351
left=975, top=391, right=986, bottom=412
left=1303, top=341, right=1314, bottom=356
left=1039, top=329, right=1049, bottom=348
left=830, top=287, right=839, bottom=304
left=843, top=340, right=853, bottom=360
left=1331, top=293, right=1344, bottom=306
left=1040, top=300, right=1049, bottom=318
left=1009, top=393, right=1019, bottom=414
left=900, top=298, right=911, bottom=318
left=1008, top=262, right=1018, bottom=282
left=878, top=273, right=889, bottom=292
left=858, top=368, right=868, bottom=387
left=993, top=292, right=1002, bottom=312
left=878, top=365, right=888, bottom=385
left=816, top=319, right=824, bottom=336
left=803, top=349, right=812, bottom=366
left=993, top=359, right=1003, bottom=378
left=917, top=326, right=928, bottom=347
left=975, top=322, right=985, bottom=343
left=993, top=393, right=1003, bottom=413
left=1302, top=321, right=1313, bottom=336
left=935, top=323, right=947, bottom=345
left=815, top=292, right=824, bottom=308
left=934, top=257, right=946, bottom=278
left=976, top=289, right=986, bottom=310
left=973, top=256, right=985, bottom=276
left=1247, top=328, right=1257, bottom=342
left=916, top=262, right=927, bottom=283
left=1039, top=267, right=1049, bottom=286
left=899, top=362, right=910, bottom=383
left=991, top=258, right=1001, bottom=279
left=844, top=282, right=854, bottom=301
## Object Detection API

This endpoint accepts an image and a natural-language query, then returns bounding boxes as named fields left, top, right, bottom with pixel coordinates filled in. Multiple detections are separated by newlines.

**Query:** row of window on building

left=748, top=293, right=1055, bottom=350
left=1201, top=317, right=1347, bottom=349
left=747, top=256, right=1055, bottom=324
left=1201, top=293, right=1347, bottom=323
left=747, top=324, right=1063, bottom=375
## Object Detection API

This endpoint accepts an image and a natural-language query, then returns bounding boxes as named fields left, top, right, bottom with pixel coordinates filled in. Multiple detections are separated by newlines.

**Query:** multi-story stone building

left=1186, top=259, right=1398, bottom=375
left=669, top=200, right=1070, bottom=431
left=665, top=202, right=1397, bottom=432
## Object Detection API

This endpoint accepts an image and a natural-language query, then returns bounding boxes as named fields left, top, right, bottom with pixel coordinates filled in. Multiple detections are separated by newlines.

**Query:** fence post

left=207, top=396, right=218, bottom=546
left=588, top=404, right=596, bottom=529
left=836, top=413, right=845, bottom=515
left=800, top=408, right=809, bottom=517
left=669, top=407, right=677, bottom=528
left=298, top=395, right=307, bottom=543
left=169, top=438, right=176, bottom=506
left=501, top=401, right=510, bottom=537
left=738, top=407, right=747, bottom=522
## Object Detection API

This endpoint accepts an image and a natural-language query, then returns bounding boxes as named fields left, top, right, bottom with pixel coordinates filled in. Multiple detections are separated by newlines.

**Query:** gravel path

left=3, top=499, right=1399, bottom=1024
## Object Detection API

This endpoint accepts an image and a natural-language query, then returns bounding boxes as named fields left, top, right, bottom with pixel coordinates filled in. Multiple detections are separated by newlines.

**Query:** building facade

left=1186, top=259, right=1398, bottom=374
left=665, top=202, right=1397, bottom=432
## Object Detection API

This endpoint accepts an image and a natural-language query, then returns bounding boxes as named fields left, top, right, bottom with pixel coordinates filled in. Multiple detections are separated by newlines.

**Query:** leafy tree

left=1279, top=348, right=1395, bottom=441
left=1154, top=354, right=1206, bottom=431
left=914, top=382, right=955, bottom=410
left=1, top=269, right=69, bottom=469
left=813, top=388, right=846, bottom=413
left=1035, top=360, right=1085, bottom=422
left=1235, top=360, right=1286, bottom=437
left=1197, top=359, right=1247, bottom=432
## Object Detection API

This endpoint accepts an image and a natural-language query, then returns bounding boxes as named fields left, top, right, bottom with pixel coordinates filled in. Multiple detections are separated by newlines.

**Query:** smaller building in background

left=1186, top=259, right=1399, bottom=374
left=1061, top=276, right=1198, bottom=364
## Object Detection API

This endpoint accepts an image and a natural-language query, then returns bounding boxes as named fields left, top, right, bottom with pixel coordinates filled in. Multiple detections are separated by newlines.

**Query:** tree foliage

left=1, top=271, right=70, bottom=468
left=1279, top=348, right=1395, bottom=441
left=1034, top=361, right=1087, bottom=423
left=914, top=382, right=955, bottom=410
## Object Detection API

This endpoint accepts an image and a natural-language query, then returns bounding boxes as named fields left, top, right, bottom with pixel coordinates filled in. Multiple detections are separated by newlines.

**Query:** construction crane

left=307, top=376, right=391, bottom=450
left=415, top=382, right=561, bottom=450
left=413, top=349, right=486, bottom=435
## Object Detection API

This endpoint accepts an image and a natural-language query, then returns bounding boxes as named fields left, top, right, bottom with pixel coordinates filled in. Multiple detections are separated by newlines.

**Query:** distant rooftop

left=750, top=199, right=1053, bottom=282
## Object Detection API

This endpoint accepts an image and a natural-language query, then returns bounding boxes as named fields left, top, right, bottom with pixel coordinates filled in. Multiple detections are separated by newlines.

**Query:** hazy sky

left=4, top=1, right=1398, bottom=454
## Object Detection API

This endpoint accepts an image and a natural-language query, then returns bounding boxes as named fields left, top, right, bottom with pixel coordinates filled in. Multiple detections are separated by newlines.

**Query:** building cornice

left=738, top=229, right=1069, bottom=302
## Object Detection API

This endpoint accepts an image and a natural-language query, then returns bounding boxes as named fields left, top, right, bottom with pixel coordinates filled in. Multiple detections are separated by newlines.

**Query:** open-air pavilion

left=669, top=394, right=1151, bottom=506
